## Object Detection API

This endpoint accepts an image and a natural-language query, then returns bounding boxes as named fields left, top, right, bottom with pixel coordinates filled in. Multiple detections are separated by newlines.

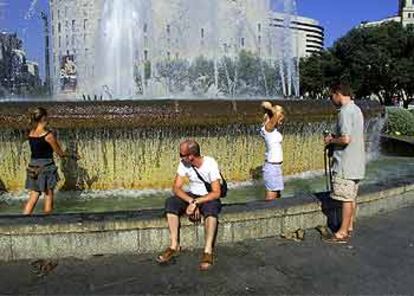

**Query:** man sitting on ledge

left=157, top=139, right=222, bottom=271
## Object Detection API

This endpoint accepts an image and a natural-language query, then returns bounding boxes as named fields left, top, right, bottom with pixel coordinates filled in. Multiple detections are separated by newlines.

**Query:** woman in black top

left=24, top=107, right=66, bottom=215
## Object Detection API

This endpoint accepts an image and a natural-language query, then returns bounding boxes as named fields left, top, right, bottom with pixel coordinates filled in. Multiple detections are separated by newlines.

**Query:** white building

left=361, top=0, right=414, bottom=27
left=49, top=0, right=324, bottom=97
left=271, top=13, right=324, bottom=58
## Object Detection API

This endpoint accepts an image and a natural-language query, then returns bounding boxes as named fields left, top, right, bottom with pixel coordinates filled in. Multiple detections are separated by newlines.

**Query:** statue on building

left=60, top=54, right=77, bottom=92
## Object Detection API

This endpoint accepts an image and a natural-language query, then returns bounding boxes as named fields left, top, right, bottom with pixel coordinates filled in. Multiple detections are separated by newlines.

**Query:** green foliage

left=134, top=51, right=284, bottom=97
left=300, top=22, right=414, bottom=106
left=386, top=107, right=414, bottom=136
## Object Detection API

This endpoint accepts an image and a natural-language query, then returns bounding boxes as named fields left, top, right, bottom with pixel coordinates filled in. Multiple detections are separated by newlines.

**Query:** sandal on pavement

left=156, top=247, right=180, bottom=264
left=324, top=234, right=349, bottom=244
left=199, top=252, right=214, bottom=271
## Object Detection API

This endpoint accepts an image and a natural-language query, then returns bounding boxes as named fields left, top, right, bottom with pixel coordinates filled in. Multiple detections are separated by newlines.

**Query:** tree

left=300, top=21, right=414, bottom=107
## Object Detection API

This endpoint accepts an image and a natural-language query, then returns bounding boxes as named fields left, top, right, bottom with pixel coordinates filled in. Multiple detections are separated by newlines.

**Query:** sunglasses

left=180, top=153, right=190, bottom=158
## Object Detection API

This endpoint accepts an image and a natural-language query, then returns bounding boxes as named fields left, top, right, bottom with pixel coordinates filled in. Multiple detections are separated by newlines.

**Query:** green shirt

left=332, top=101, right=366, bottom=180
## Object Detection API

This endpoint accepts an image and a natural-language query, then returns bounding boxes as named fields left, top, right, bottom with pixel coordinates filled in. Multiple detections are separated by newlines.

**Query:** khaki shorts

left=331, top=176, right=360, bottom=202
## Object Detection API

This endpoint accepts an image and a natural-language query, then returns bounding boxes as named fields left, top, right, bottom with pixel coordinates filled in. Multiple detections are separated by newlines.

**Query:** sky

left=0, top=0, right=399, bottom=80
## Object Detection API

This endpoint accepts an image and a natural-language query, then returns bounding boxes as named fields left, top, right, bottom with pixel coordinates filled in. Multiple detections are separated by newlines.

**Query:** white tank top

left=260, top=126, right=283, bottom=163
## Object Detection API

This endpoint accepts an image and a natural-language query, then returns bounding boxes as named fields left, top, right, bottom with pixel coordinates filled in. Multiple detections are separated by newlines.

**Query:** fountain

left=77, top=0, right=302, bottom=99
left=0, top=0, right=393, bottom=213
left=93, top=0, right=140, bottom=98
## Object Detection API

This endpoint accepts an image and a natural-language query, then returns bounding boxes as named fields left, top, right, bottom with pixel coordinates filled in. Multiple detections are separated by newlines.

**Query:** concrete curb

left=0, top=182, right=413, bottom=261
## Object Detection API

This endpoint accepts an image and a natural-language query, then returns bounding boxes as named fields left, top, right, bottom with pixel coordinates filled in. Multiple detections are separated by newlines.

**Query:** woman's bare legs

left=23, top=191, right=40, bottom=215
left=44, top=189, right=54, bottom=215
left=265, top=191, right=281, bottom=201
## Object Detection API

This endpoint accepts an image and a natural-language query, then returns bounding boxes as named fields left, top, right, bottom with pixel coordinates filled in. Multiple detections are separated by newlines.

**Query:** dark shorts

left=25, top=159, right=60, bottom=193
left=165, top=193, right=222, bottom=218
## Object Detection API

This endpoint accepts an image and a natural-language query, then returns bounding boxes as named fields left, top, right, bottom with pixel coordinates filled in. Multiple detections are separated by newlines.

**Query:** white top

left=260, top=126, right=283, bottom=163
left=177, top=156, right=222, bottom=196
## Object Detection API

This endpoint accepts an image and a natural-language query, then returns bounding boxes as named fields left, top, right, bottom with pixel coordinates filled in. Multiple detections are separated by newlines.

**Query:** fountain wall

left=0, top=100, right=383, bottom=193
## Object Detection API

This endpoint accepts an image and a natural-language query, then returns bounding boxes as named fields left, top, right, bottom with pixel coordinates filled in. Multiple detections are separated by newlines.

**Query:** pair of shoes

left=156, top=248, right=215, bottom=271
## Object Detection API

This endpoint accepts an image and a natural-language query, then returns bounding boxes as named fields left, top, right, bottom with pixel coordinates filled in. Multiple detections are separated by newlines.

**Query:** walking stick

left=323, top=131, right=334, bottom=192
left=324, top=147, right=329, bottom=192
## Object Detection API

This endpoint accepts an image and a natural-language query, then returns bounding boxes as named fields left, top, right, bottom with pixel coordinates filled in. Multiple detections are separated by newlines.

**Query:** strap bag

left=26, top=162, right=54, bottom=180
left=26, top=165, right=42, bottom=180
left=192, top=166, right=228, bottom=198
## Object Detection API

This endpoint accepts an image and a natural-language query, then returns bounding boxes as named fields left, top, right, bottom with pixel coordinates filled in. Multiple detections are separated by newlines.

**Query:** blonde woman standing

left=24, top=107, right=67, bottom=215
left=260, top=102, right=286, bottom=201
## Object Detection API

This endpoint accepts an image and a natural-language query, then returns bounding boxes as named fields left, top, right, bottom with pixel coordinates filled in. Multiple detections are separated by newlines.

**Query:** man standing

left=324, top=82, right=366, bottom=243
left=157, top=140, right=222, bottom=271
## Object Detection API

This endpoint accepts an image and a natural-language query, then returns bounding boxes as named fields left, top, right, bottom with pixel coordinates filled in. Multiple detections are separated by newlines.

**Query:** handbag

left=26, top=162, right=54, bottom=180
left=192, top=166, right=228, bottom=198
left=26, top=165, right=42, bottom=180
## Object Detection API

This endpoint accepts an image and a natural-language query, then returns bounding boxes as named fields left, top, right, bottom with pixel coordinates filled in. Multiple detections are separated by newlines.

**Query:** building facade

left=361, top=0, right=414, bottom=27
left=49, top=0, right=324, bottom=97
left=271, top=13, right=324, bottom=58
left=0, top=32, right=42, bottom=97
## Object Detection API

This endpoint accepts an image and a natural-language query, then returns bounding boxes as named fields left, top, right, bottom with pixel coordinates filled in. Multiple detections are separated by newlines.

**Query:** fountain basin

left=0, top=180, right=412, bottom=261
left=0, top=100, right=383, bottom=193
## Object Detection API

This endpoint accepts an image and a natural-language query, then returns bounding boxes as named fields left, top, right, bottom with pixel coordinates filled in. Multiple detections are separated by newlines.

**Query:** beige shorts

left=331, top=176, right=360, bottom=202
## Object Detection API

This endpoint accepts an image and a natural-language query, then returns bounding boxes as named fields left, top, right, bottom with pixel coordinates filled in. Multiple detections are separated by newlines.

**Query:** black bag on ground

left=192, top=166, right=228, bottom=198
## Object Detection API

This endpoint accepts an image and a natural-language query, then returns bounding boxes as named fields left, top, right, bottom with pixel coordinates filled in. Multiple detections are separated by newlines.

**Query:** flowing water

left=0, top=155, right=412, bottom=215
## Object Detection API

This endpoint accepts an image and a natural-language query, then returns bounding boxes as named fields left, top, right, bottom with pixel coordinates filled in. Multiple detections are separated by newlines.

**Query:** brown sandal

left=199, top=252, right=214, bottom=271
left=156, top=247, right=180, bottom=264
left=323, top=234, right=349, bottom=244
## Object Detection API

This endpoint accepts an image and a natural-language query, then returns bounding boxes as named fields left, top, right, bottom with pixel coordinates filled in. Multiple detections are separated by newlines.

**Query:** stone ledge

left=0, top=181, right=413, bottom=261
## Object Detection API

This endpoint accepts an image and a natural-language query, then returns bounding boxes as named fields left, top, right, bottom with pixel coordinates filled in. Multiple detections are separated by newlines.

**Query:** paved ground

left=1, top=206, right=414, bottom=295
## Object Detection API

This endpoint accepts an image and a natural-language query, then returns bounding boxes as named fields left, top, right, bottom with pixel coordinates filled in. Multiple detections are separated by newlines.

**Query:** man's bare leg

left=336, top=201, right=353, bottom=238
left=200, top=216, right=218, bottom=270
left=157, top=213, right=181, bottom=263
left=348, top=201, right=357, bottom=232
left=203, top=216, right=218, bottom=254
left=167, top=213, right=180, bottom=250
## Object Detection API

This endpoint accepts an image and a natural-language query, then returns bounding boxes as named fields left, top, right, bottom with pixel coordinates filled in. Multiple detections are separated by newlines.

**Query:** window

left=201, top=28, right=205, bottom=39
left=257, top=23, right=262, bottom=33
left=144, top=50, right=148, bottom=61
left=72, top=20, right=76, bottom=32
left=144, top=23, right=148, bottom=33
left=167, top=51, right=171, bottom=59
left=58, top=23, right=61, bottom=33
left=58, top=36, right=61, bottom=48
left=84, top=19, right=88, bottom=30
left=240, top=37, right=245, bottom=48
left=166, top=24, right=171, bottom=34
left=71, top=35, right=75, bottom=46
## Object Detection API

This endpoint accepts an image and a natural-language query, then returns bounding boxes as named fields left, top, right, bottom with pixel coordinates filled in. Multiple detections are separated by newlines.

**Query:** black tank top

left=29, top=131, right=54, bottom=159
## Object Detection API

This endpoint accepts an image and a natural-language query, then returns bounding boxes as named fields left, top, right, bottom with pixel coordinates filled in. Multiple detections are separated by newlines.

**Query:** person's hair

left=330, top=81, right=353, bottom=97
left=273, top=105, right=286, bottom=126
left=29, top=107, right=48, bottom=130
left=182, top=139, right=201, bottom=157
